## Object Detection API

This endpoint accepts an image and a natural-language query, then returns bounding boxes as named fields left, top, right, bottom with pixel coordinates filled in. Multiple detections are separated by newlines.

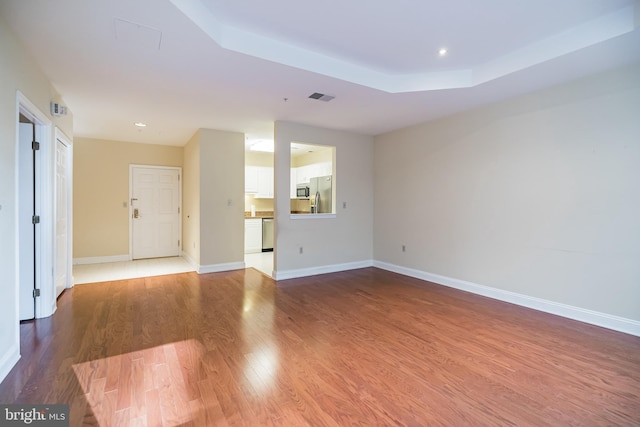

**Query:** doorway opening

left=244, top=142, right=274, bottom=277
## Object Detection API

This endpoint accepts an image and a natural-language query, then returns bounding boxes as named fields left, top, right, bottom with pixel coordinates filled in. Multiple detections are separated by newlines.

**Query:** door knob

left=133, top=208, right=140, bottom=218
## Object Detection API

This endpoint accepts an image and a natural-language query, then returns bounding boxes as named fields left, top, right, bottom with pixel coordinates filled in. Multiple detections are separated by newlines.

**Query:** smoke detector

left=308, top=92, right=335, bottom=102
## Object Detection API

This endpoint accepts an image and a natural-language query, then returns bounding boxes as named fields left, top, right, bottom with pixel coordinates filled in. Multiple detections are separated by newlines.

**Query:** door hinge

left=32, top=141, right=40, bottom=151
left=32, top=215, right=40, bottom=224
left=178, top=174, right=180, bottom=181
left=33, top=289, right=40, bottom=298
left=178, top=207, right=180, bottom=214
left=178, top=239, right=180, bottom=247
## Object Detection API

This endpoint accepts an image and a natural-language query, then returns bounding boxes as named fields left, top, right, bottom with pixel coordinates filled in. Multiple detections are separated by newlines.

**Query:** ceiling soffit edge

left=169, top=0, right=638, bottom=93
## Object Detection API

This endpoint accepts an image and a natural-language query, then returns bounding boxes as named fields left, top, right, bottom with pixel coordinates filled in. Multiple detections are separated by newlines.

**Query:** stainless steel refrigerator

left=310, top=175, right=332, bottom=213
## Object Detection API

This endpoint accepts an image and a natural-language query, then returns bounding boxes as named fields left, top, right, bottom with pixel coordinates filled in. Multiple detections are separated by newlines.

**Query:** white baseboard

left=0, top=343, right=20, bottom=384
left=274, top=260, right=374, bottom=281
left=73, top=255, right=130, bottom=265
left=182, top=252, right=198, bottom=270
left=198, top=262, right=245, bottom=274
left=374, top=261, right=640, bottom=337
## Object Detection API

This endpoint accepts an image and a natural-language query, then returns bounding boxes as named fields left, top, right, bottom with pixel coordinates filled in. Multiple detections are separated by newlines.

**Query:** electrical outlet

left=343, top=201, right=347, bottom=209
left=299, top=246, right=303, bottom=254
left=402, top=245, right=406, bottom=252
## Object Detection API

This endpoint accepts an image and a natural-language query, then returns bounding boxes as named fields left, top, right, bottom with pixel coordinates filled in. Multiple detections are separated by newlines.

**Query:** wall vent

left=308, top=92, right=335, bottom=102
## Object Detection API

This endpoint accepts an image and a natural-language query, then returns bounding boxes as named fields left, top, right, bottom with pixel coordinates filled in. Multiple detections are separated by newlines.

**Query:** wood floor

left=1, top=267, right=639, bottom=426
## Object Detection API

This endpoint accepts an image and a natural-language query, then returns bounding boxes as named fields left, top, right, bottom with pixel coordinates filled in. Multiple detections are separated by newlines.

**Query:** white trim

left=290, top=213, right=337, bottom=220
left=73, top=255, right=130, bottom=265
left=181, top=251, right=198, bottom=270
left=16, top=91, right=52, bottom=127
left=374, top=261, right=640, bottom=337
left=0, top=342, right=20, bottom=384
left=199, top=262, right=246, bottom=274
left=274, top=259, right=373, bottom=281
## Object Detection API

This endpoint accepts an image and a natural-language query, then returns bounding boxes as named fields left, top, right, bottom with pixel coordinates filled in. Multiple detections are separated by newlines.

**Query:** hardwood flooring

left=1, top=267, right=639, bottom=426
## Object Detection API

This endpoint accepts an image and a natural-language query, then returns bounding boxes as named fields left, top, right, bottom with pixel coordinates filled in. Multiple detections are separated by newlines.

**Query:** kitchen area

left=244, top=140, right=335, bottom=276
left=244, top=144, right=275, bottom=277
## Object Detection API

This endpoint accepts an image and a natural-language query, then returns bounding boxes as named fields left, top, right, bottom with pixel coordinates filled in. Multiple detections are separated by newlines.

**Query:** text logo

left=1, top=405, right=69, bottom=426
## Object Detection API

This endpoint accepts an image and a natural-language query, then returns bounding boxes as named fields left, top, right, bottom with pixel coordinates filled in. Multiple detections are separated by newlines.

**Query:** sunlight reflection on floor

left=72, top=339, right=205, bottom=426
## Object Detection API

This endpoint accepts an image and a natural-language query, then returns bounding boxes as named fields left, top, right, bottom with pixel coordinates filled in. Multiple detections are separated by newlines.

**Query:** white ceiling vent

left=308, top=92, right=335, bottom=102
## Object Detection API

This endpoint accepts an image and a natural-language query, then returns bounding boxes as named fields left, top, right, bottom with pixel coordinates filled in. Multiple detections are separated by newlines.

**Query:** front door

left=131, top=166, right=181, bottom=260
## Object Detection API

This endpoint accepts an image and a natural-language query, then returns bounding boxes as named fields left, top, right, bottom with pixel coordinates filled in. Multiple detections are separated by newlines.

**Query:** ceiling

left=1, top=0, right=639, bottom=146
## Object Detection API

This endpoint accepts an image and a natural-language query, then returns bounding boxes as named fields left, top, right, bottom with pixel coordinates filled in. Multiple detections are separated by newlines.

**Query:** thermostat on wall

left=50, top=102, right=67, bottom=116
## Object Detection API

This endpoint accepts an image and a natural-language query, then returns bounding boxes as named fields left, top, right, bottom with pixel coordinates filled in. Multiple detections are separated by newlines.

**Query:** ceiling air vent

left=308, top=92, right=335, bottom=102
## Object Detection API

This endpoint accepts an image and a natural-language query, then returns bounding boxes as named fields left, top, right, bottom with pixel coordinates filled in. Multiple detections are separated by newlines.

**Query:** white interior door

left=131, top=166, right=181, bottom=260
left=55, top=138, right=70, bottom=297
left=17, top=94, right=55, bottom=320
left=18, top=122, right=35, bottom=320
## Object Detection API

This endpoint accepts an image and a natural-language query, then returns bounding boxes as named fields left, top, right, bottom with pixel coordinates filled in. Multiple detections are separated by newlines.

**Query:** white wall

left=182, top=128, right=245, bottom=272
left=374, top=63, right=640, bottom=328
left=274, top=121, right=374, bottom=279
left=198, top=129, right=245, bottom=272
left=0, top=16, right=73, bottom=382
left=182, top=131, right=201, bottom=266
left=73, top=137, right=183, bottom=259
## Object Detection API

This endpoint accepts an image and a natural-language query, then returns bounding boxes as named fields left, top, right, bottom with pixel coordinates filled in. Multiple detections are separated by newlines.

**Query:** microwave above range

left=296, top=184, right=310, bottom=198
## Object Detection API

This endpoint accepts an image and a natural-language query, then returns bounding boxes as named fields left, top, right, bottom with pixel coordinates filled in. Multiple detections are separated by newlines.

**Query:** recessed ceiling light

left=438, top=48, right=448, bottom=56
left=134, top=122, right=147, bottom=127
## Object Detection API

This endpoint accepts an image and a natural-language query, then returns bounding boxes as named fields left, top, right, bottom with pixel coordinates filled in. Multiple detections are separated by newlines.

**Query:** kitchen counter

left=244, top=211, right=274, bottom=218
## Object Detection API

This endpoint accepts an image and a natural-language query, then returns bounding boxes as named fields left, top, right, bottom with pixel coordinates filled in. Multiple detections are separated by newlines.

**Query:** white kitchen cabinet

left=310, top=161, right=332, bottom=177
left=296, top=165, right=311, bottom=184
left=244, top=219, right=262, bottom=253
left=245, top=166, right=258, bottom=193
left=295, top=162, right=332, bottom=185
left=319, top=161, right=333, bottom=177
left=290, top=168, right=297, bottom=198
left=245, top=166, right=274, bottom=197
left=255, top=166, right=274, bottom=198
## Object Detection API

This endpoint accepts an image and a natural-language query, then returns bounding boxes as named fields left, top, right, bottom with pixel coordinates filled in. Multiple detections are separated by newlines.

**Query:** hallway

left=72, top=257, right=195, bottom=285
left=72, top=253, right=273, bottom=285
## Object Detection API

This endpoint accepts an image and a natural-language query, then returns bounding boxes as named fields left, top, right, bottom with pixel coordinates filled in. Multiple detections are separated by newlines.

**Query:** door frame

left=15, top=91, right=55, bottom=319
left=128, top=165, right=182, bottom=260
left=54, top=127, right=73, bottom=295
